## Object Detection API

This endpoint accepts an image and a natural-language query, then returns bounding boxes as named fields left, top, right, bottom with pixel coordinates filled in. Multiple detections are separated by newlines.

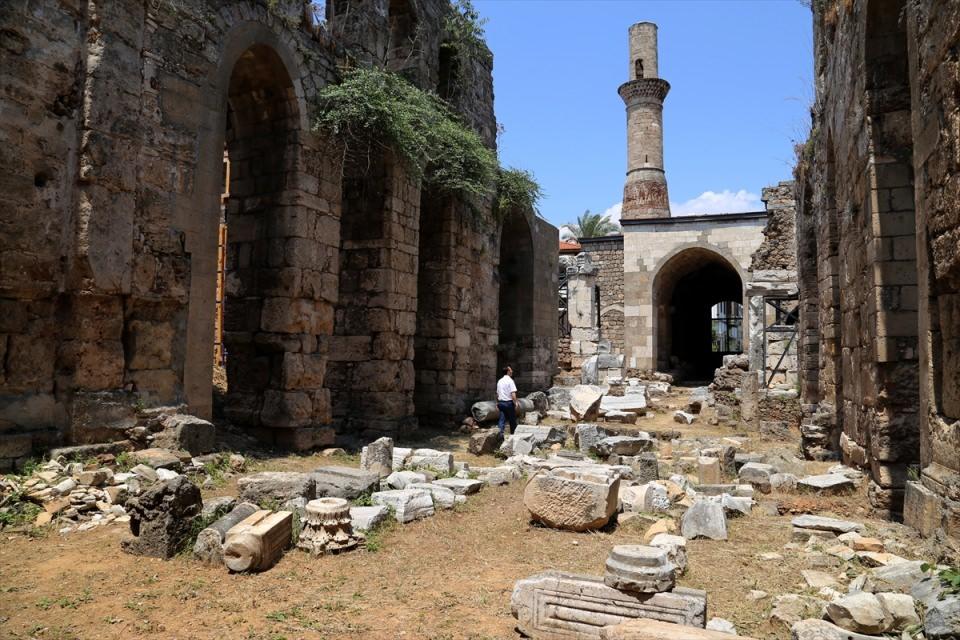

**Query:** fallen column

left=471, top=398, right=536, bottom=424
left=193, top=502, right=259, bottom=565
left=223, top=510, right=293, bottom=572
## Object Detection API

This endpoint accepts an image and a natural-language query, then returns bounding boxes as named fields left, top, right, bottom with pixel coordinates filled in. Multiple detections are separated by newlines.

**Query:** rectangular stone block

left=511, top=572, right=706, bottom=639
left=904, top=479, right=942, bottom=537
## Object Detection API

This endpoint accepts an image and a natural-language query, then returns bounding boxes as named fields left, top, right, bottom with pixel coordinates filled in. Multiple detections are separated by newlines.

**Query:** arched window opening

left=635, top=58, right=644, bottom=79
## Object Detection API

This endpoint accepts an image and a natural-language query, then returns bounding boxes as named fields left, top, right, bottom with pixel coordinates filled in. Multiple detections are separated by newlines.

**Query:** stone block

left=432, top=477, right=483, bottom=495
left=350, top=505, right=389, bottom=531
left=570, top=385, right=605, bottom=421
left=595, top=435, right=654, bottom=457
left=372, top=489, right=435, bottom=523
left=121, top=476, right=201, bottom=559
left=903, top=480, right=941, bottom=537
left=600, top=619, right=758, bottom=640
left=408, top=448, right=454, bottom=474
left=468, top=428, right=502, bottom=455
left=697, top=457, right=721, bottom=485
left=408, top=482, right=459, bottom=509
left=511, top=571, right=707, bottom=639
left=360, top=437, right=394, bottom=478
left=311, top=466, right=379, bottom=499
left=152, top=414, right=215, bottom=455
left=680, top=500, right=727, bottom=540
left=525, top=469, right=620, bottom=531
left=238, top=472, right=316, bottom=506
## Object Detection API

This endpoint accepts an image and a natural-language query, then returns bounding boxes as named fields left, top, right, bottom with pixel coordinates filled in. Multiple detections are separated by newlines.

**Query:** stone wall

left=0, top=0, right=557, bottom=463
left=579, top=236, right=625, bottom=355
left=796, top=0, right=960, bottom=530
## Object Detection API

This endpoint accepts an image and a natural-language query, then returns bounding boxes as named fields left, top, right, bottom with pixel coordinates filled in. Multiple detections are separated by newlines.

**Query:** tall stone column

left=619, top=22, right=671, bottom=220
left=567, top=254, right=600, bottom=369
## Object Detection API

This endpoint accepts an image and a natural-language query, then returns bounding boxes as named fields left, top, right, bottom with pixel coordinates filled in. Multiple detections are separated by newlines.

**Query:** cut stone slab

left=576, top=423, right=612, bottom=454
left=349, top=505, right=390, bottom=532
left=600, top=619, right=756, bottom=640
left=468, top=428, right=502, bottom=455
left=791, top=515, right=864, bottom=534
left=132, top=448, right=184, bottom=471
left=621, top=483, right=670, bottom=513
left=605, top=410, right=639, bottom=424
left=825, top=592, right=892, bottom=634
left=865, top=560, right=927, bottom=593
left=601, top=395, right=648, bottom=414
left=851, top=537, right=883, bottom=552
left=595, top=435, right=654, bottom=457
left=514, top=425, right=566, bottom=447
left=360, top=437, right=393, bottom=478
left=311, top=466, right=379, bottom=500
left=371, top=489, right=435, bottom=524
left=570, top=385, right=606, bottom=422
left=673, top=411, right=695, bottom=425
left=705, top=618, right=736, bottom=635
left=525, top=469, right=619, bottom=531
left=680, top=500, right=727, bottom=540
left=624, top=453, right=659, bottom=484
left=798, top=474, right=855, bottom=494
left=238, top=472, right=316, bottom=506
left=604, top=544, right=677, bottom=593
left=790, top=619, right=881, bottom=640
left=769, top=594, right=827, bottom=630
left=698, top=457, right=722, bottom=485
left=511, top=571, right=707, bottom=639
left=499, top=434, right=535, bottom=457
left=875, top=593, right=919, bottom=631
left=385, top=470, right=427, bottom=490
left=408, top=449, right=454, bottom=474
left=642, top=518, right=677, bottom=544
left=431, top=477, right=483, bottom=495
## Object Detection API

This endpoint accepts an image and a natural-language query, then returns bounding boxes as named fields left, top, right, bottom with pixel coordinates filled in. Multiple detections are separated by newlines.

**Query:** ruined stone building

left=794, top=0, right=960, bottom=542
left=565, top=23, right=801, bottom=398
left=0, top=0, right=558, bottom=467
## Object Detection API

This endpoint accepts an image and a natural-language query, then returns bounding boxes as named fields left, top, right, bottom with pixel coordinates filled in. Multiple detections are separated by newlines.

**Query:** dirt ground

left=0, top=394, right=922, bottom=640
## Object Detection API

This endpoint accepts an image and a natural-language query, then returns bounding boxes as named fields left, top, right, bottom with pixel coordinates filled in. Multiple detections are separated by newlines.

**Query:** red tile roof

left=559, top=239, right=581, bottom=253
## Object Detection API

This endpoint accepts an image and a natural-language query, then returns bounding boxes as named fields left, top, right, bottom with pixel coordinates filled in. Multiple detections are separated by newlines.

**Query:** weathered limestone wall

left=0, top=0, right=558, bottom=463
left=621, top=213, right=767, bottom=372
left=796, top=0, right=960, bottom=526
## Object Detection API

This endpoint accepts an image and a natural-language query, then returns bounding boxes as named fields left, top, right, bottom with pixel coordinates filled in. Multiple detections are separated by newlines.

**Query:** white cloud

left=602, top=201, right=623, bottom=225
left=670, top=189, right=762, bottom=216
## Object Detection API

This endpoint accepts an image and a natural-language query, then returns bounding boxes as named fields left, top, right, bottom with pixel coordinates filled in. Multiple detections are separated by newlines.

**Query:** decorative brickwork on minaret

left=619, top=22, right=671, bottom=220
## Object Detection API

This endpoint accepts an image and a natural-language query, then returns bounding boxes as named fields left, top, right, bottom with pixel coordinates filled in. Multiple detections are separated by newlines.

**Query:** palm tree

left=563, top=210, right=621, bottom=239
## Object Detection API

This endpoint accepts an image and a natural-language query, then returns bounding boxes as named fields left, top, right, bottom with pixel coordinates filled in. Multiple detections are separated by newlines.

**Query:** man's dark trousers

left=497, top=400, right=517, bottom=436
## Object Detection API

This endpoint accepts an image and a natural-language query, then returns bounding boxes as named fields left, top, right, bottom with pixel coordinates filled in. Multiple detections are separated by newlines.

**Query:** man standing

left=496, top=365, right=519, bottom=436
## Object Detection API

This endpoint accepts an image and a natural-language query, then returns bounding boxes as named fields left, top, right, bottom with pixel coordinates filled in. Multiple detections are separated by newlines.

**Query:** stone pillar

left=567, top=253, right=600, bottom=368
left=619, top=22, right=671, bottom=221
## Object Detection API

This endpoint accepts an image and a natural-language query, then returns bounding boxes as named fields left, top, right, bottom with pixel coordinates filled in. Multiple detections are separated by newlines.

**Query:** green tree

left=564, top=210, right=620, bottom=238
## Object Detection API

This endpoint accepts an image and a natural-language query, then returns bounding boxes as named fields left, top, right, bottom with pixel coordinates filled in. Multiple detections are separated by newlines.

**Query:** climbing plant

left=441, top=0, right=492, bottom=67
left=313, top=67, right=497, bottom=198
left=494, top=167, right=543, bottom=220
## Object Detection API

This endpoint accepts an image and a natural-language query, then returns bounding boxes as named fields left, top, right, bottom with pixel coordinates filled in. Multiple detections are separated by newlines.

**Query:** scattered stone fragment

left=698, top=457, right=722, bottom=485
left=642, top=518, right=677, bottom=544
left=360, top=437, right=393, bottom=477
left=621, top=483, right=669, bottom=513
left=856, top=551, right=908, bottom=567
left=747, top=590, right=768, bottom=600
left=468, top=428, right=502, bottom=455
left=801, top=570, right=840, bottom=589
left=798, top=474, right=855, bottom=494
left=514, top=425, right=566, bottom=447
left=648, top=533, right=687, bottom=573
left=825, top=592, right=892, bottom=634
left=791, top=515, right=864, bottom=534
left=705, top=617, right=737, bottom=635
left=200, top=496, right=236, bottom=519
left=131, top=464, right=158, bottom=482
left=738, top=463, right=775, bottom=493
left=237, top=472, right=316, bottom=505
left=122, top=476, right=202, bottom=559
left=131, top=448, right=184, bottom=471
left=386, top=470, right=427, bottom=490
left=431, top=477, right=483, bottom=495
left=769, top=473, right=797, bottom=491
left=595, top=435, right=654, bottom=457
left=408, top=449, right=454, bottom=474
left=604, top=545, right=677, bottom=593
left=825, top=544, right=855, bottom=561
left=194, top=502, right=258, bottom=565
left=769, top=595, right=827, bottom=629
left=923, top=594, right=960, bottom=638
left=473, top=466, right=520, bottom=486
left=153, top=414, right=216, bottom=455
left=673, top=411, right=695, bottom=425
left=392, top=447, right=413, bottom=471
left=864, top=560, right=927, bottom=593
left=575, top=423, right=612, bottom=454
left=349, top=505, right=389, bottom=532
left=372, top=489, right=435, bottom=524
left=875, top=593, right=919, bottom=631
left=524, top=468, right=619, bottom=531
left=680, top=500, right=727, bottom=540
left=156, top=468, right=179, bottom=481
left=569, top=385, right=606, bottom=421
left=77, top=468, right=112, bottom=487
left=600, top=619, right=758, bottom=640
left=499, top=434, right=535, bottom=457
left=789, top=619, right=881, bottom=640
left=408, top=483, right=459, bottom=509
left=311, top=466, right=379, bottom=499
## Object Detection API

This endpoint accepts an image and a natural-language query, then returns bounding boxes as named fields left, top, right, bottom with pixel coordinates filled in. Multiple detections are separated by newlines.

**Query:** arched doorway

left=652, top=248, right=744, bottom=381
left=498, top=212, right=535, bottom=390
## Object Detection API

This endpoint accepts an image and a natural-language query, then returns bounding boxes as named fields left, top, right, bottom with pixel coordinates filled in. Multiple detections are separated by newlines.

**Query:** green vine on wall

left=313, top=67, right=496, bottom=198
left=313, top=67, right=543, bottom=220
left=442, top=0, right=493, bottom=67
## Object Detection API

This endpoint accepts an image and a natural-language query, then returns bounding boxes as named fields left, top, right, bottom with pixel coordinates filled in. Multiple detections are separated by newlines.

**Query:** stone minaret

left=619, top=22, right=671, bottom=220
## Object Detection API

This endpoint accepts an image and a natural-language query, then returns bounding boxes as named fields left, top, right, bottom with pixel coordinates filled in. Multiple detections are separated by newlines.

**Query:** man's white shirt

left=496, top=375, right=517, bottom=402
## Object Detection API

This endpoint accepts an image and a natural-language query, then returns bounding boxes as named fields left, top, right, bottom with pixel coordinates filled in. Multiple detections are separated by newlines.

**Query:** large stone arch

left=177, top=18, right=337, bottom=449
left=650, top=245, right=746, bottom=380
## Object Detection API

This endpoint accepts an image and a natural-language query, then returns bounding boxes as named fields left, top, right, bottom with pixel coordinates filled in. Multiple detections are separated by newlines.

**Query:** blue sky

left=474, top=0, right=814, bottom=232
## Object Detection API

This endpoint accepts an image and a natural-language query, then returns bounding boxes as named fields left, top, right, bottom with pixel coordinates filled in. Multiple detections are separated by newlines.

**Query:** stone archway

left=652, top=247, right=744, bottom=381
left=498, top=212, right=535, bottom=390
